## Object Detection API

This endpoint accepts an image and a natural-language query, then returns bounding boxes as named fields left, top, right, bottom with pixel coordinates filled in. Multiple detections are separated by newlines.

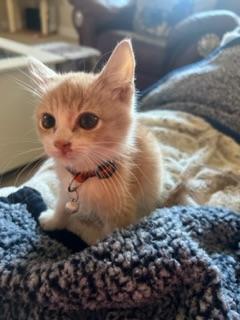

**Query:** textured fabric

left=138, top=110, right=240, bottom=212
left=0, top=187, right=240, bottom=319
left=133, top=0, right=194, bottom=40
left=133, top=0, right=220, bottom=40
left=140, top=37, right=240, bottom=141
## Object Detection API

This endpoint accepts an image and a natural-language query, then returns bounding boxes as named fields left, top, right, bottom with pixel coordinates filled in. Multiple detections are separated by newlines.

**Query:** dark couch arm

left=164, top=10, right=240, bottom=73
left=69, top=0, right=135, bottom=46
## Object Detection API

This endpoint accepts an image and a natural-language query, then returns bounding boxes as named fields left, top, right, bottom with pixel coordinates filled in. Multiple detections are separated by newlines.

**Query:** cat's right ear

left=28, top=57, right=56, bottom=94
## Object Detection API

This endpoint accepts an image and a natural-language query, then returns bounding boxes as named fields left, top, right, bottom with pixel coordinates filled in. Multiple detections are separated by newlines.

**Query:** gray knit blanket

left=1, top=38, right=240, bottom=319
left=1, top=187, right=240, bottom=319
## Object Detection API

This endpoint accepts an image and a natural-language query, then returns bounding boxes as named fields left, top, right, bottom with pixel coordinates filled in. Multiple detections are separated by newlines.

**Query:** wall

left=58, top=0, right=78, bottom=40
left=0, top=1, right=8, bottom=31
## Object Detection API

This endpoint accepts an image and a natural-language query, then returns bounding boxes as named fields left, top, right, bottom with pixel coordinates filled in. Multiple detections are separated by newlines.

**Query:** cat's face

left=29, top=40, right=136, bottom=171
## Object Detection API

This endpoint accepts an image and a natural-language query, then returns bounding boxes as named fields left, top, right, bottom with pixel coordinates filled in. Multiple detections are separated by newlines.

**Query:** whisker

left=91, top=151, right=134, bottom=205
left=16, top=67, right=44, bottom=93
left=0, top=140, right=40, bottom=147
left=87, top=152, right=123, bottom=215
left=74, top=145, right=133, bottom=162
left=92, top=149, right=147, bottom=204
left=14, top=155, right=45, bottom=186
left=15, top=147, right=44, bottom=157
left=87, top=154, right=114, bottom=209
left=0, top=152, right=45, bottom=187
left=15, top=78, right=42, bottom=98
left=0, top=148, right=44, bottom=184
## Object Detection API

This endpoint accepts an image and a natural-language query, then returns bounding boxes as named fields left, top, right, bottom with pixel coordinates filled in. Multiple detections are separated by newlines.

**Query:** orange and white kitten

left=29, top=40, right=163, bottom=245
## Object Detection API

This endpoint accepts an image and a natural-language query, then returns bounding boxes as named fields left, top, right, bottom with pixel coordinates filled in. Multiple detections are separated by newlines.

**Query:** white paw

left=38, top=209, right=60, bottom=231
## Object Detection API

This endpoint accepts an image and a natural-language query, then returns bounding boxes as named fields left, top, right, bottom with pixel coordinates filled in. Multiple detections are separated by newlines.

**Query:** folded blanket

left=138, top=110, right=240, bottom=212
left=0, top=187, right=240, bottom=320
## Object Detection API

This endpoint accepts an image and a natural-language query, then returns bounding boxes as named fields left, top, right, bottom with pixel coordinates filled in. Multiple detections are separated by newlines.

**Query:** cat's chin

left=51, top=148, right=120, bottom=172
left=53, top=156, right=98, bottom=173
left=48, top=148, right=77, bottom=161
left=47, top=152, right=77, bottom=168
left=53, top=155, right=76, bottom=167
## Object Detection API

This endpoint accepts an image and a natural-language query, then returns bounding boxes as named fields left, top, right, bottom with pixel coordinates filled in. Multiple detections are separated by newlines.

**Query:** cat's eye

left=78, top=112, right=99, bottom=130
left=41, top=113, right=55, bottom=129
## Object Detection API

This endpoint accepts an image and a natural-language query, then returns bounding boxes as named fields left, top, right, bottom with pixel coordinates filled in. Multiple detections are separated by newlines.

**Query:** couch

left=69, top=0, right=240, bottom=89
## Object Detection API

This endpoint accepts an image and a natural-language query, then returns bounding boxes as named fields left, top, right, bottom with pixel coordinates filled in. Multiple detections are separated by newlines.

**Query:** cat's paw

left=39, top=209, right=60, bottom=231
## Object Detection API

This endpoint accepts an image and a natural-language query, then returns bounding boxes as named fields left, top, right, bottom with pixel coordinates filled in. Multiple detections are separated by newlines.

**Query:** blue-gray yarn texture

left=0, top=188, right=239, bottom=319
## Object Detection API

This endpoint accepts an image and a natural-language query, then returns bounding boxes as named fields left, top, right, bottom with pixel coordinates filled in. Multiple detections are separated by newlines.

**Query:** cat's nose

left=54, top=140, right=72, bottom=153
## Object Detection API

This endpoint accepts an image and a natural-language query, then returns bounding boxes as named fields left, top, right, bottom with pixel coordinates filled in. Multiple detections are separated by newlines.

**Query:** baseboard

left=58, top=26, right=78, bottom=40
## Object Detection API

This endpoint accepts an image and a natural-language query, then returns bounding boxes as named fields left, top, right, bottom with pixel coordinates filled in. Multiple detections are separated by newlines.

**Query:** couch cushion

left=133, top=0, right=220, bottom=41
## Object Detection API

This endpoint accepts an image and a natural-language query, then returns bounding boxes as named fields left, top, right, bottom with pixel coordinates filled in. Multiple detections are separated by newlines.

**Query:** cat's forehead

left=43, top=72, right=99, bottom=111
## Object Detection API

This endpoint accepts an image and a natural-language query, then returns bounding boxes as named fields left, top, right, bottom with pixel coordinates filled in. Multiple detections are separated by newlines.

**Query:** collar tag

left=65, top=160, right=117, bottom=215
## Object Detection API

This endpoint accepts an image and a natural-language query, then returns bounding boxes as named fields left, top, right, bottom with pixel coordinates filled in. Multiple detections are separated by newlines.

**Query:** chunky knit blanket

left=1, top=37, right=240, bottom=319
left=0, top=187, right=240, bottom=320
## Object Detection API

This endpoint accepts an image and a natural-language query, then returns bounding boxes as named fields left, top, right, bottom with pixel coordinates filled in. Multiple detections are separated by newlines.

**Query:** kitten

left=29, top=40, right=163, bottom=245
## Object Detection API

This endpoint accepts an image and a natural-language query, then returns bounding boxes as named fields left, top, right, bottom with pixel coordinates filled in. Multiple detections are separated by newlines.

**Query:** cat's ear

left=100, top=39, right=135, bottom=85
left=28, top=57, right=56, bottom=94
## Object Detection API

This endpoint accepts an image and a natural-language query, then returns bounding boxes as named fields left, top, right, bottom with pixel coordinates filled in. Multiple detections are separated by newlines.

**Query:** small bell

left=65, top=199, right=79, bottom=214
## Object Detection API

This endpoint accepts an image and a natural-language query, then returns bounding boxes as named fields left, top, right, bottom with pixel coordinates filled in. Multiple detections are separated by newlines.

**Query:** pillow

left=133, top=0, right=218, bottom=41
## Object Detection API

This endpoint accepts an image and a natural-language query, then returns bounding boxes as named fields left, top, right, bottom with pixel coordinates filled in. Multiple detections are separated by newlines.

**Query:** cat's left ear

left=100, top=39, right=135, bottom=86
left=28, top=57, right=56, bottom=94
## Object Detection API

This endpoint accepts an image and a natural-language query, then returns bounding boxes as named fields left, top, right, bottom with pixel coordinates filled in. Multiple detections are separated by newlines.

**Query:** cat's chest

left=73, top=181, right=118, bottom=233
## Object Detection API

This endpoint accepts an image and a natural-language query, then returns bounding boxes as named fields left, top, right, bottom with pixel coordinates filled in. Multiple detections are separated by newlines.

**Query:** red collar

left=66, top=160, right=117, bottom=185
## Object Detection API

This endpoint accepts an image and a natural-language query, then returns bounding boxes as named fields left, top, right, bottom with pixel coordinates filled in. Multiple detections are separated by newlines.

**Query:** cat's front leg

left=39, top=191, right=69, bottom=231
left=39, top=208, right=61, bottom=230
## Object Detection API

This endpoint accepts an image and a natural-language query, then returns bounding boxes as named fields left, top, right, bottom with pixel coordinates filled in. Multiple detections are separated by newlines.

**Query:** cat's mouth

left=50, top=148, right=75, bottom=160
left=60, top=149, right=73, bottom=157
